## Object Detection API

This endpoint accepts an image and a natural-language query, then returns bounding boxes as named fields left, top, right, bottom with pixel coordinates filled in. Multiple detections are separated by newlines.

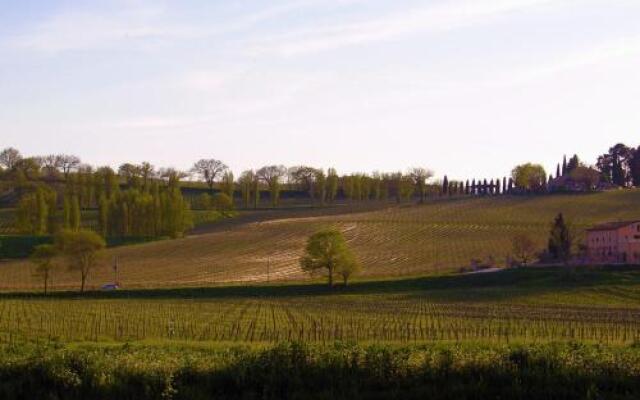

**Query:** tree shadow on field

left=2, top=265, right=640, bottom=303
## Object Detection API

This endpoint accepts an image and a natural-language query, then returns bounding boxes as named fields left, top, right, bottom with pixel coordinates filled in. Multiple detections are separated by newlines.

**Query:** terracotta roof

left=587, top=221, right=640, bottom=232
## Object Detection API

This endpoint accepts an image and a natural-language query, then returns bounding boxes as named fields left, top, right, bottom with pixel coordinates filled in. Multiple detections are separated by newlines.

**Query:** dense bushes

left=1, top=342, right=640, bottom=399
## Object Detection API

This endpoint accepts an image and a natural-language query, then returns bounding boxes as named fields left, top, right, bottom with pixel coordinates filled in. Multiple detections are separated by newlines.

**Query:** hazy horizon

left=1, top=0, right=639, bottom=180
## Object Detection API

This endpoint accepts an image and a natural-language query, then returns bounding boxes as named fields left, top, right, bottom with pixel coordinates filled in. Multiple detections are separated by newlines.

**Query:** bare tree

left=58, top=155, right=81, bottom=178
left=257, top=165, right=287, bottom=207
left=41, top=154, right=62, bottom=178
left=191, top=159, right=228, bottom=192
left=0, top=147, right=22, bottom=170
left=118, top=163, right=142, bottom=187
left=408, top=167, right=434, bottom=203
left=289, top=166, right=321, bottom=201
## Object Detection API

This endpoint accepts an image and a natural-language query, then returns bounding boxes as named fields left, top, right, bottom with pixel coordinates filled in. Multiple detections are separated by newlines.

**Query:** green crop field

left=1, top=267, right=640, bottom=345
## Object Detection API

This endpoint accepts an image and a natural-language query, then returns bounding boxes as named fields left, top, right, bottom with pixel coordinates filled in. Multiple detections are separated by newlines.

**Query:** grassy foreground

left=2, top=341, right=640, bottom=399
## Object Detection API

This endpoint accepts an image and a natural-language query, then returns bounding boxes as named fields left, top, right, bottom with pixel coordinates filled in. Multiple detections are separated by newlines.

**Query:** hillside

left=1, top=190, right=639, bottom=291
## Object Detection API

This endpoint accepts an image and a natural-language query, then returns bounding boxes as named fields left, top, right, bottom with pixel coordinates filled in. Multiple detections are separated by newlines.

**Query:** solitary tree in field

left=511, top=234, right=537, bottom=266
left=300, top=229, right=359, bottom=287
left=191, top=159, right=228, bottom=192
left=30, top=244, right=57, bottom=294
left=56, top=230, right=106, bottom=293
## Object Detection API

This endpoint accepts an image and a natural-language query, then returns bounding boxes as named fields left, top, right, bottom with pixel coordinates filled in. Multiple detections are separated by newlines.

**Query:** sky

left=1, top=0, right=639, bottom=180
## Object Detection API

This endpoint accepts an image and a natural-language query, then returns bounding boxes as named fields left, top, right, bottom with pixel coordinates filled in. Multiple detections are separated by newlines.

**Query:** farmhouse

left=587, top=221, right=640, bottom=264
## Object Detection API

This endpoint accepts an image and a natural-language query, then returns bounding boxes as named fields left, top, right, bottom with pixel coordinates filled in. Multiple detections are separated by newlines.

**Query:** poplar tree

left=70, top=195, right=81, bottom=231
left=326, top=168, right=339, bottom=203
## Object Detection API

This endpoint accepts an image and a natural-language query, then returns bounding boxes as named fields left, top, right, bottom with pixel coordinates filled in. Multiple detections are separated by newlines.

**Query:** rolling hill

left=1, top=190, right=639, bottom=291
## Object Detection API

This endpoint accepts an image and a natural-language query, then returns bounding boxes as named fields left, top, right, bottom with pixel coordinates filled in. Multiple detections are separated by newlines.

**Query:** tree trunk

left=81, top=272, right=86, bottom=293
left=343, top=275, right=348, bottom=286
left=328, top=267, right=334, bottom=287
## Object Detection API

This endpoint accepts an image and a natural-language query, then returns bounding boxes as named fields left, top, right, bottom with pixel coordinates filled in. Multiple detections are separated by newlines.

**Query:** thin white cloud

left=249, top=0, right=562, bottom=56
left=5, top=0, right=368, bottom=53
left=497, top=35, right=640, bottom=86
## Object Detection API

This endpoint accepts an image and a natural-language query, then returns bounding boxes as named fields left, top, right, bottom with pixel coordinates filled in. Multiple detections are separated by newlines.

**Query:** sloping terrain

left=1, top=190, right=639, bottom=291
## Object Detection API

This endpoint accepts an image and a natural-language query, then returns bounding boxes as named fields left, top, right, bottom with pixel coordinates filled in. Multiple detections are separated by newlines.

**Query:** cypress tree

left=442, top=175, right=448, bottom=196
left=496, top=178, right=501, bottom=194
left=465, top=180, right=470, bottom=195
left=556, top=163, right=561, bottom=179
left=562, top=155, right=567, bottom=176
left=502, top=177, right=507, bottom=195
left=548, top=213, right=572, bottom=263
left=471, top=179, right=476, bottom=195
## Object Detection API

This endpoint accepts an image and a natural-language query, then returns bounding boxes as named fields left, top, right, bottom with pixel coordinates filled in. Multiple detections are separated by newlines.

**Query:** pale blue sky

left=1, top=0, right=639, bottom=180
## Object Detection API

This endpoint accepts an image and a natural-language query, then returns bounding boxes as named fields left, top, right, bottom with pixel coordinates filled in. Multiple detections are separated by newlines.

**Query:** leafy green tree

left=548, top=213, right=573, bottom=264
left=511, top=163, right=547, bottom=192
left=300, top=229, right=359, bottom=287
left=15, top=188, right=51, bottom=235
left=196, top=193, right=213, bottom=210
left=326, top=168, right=339, bottom=203
left=220, top=171, right=235, bottom=200
left=398, top=174, right=414, bottom=202
left=239, top=170, right=256, bottom=208
left=314, top=169, right=327, bottom=205
left=56, top=230, right=106, bottom=293
left=213, top=193, right=234, bottom=212
left=337, top=250, right=361, bottom=286
left=30, top=244, right=57, bottom=294
left=98, top=194, right=109, bottom=237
